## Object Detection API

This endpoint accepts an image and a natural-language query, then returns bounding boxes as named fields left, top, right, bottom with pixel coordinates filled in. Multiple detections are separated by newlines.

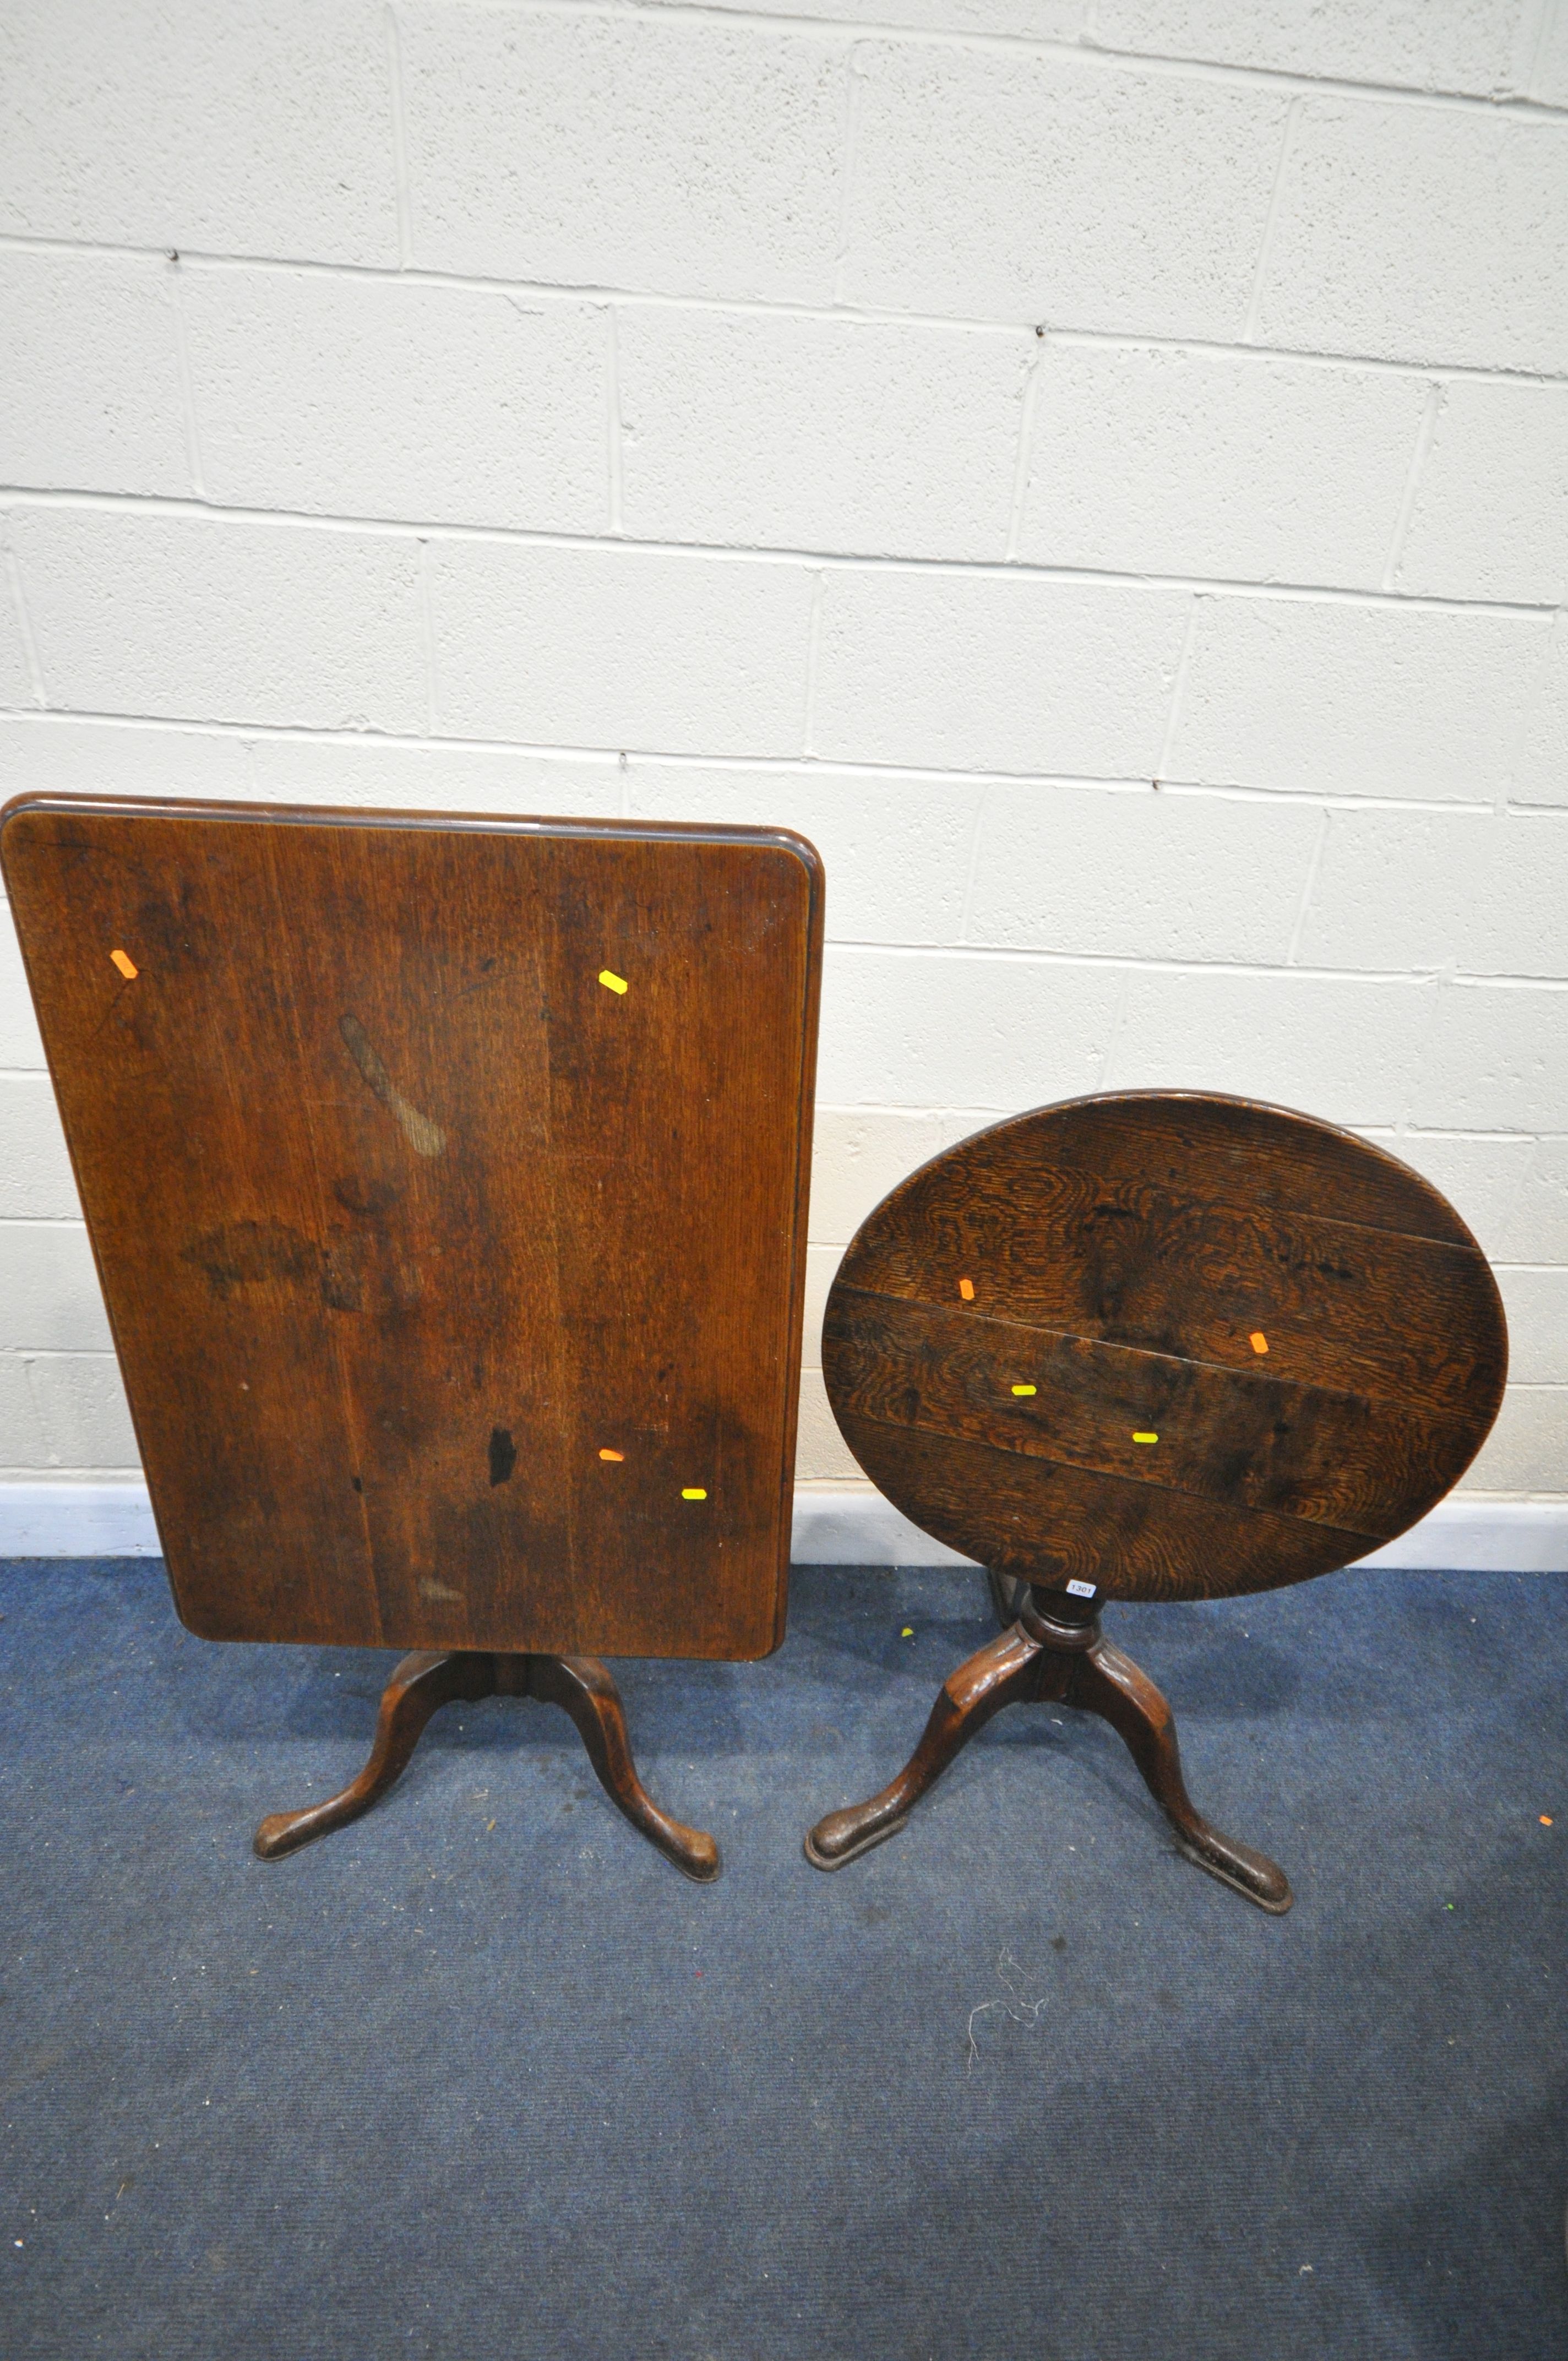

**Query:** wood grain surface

left=823, top=1094, right=1507, bottom=1603
left=2, top=793, right=823, bottom=1658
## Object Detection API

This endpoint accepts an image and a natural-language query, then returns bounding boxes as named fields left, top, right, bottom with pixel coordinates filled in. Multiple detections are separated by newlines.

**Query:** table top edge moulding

left=0, top=787, right=827, bottom=871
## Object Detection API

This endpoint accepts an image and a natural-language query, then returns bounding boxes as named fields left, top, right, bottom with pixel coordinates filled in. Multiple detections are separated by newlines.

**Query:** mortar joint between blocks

left=1242, top=96, right=1302, bottom=347
left=605, top=304, right=624, bottom=538
left=1004, top=332, right=1047, bottom=565
left=831, top=43, right=870, bottom=310
left=384, top=4, right=415, bottom=271
left=166, top=256, right=207, bottom=502
left=3, top=540, right=46, bottom=709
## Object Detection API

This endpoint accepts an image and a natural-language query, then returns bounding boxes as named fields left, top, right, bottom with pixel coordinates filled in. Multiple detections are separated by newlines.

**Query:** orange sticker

left=1250, top=1331, right=1268, bottom=1355
left=959, top=1278, right=975, bottom=1301
left=110, top=949, right=138, bottom=980
left=598, top=1449, right=624, bottom=1462
left=1542, top=1815, right=1554, bottom=1826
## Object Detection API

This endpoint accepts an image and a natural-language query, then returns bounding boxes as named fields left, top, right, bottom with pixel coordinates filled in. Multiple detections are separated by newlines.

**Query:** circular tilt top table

left=805, top=1091, right=1507, bottom=1911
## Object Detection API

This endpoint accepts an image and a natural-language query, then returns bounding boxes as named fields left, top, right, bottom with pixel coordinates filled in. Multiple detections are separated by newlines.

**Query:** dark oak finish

left=255, top=1648, right=720, bottom=1881
left=2, top=793, right=823, bottom=1659
left=3, top=791, right=823, bottom=1876
left=831, top=1287, right=1477, bottom=1538
left=808, top=1092, right=1507, bottom=1907
left=807, top=1582, right=1290, bottom=1911
left=822, top=1092, right=1505, bottom=1604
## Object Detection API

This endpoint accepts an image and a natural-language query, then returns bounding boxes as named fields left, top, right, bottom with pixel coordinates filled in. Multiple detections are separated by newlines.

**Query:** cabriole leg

left=530, top=1655, right=721, bottom=1883
left=254, top=1649, right=493, bottom=1859
left=804, top=1623, right=1043, bottom=1869
left=1070, top=1631, right=1293, bottom=1914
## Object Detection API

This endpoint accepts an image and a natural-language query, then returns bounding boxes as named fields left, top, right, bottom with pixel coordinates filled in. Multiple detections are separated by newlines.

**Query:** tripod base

left=805, top=1583, right=1290, bottom=1913
left=254, top=1649, right=720, bottom=1881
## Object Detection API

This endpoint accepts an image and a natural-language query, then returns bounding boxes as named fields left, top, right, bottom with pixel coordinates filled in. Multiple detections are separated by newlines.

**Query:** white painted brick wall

left=1169, top=599, right=1556, bottom=800
left=1017, top=345, right=1428, bottom=586
left=1515, top=615, right=1568, bottom=803
left=624, top=764, right=983, bottom=943
left=1500, top=1139, right=1568, bottom=1261
left=0, top=582, right=32, bottom=708
left=0, top=1223, right=113, bottom=1354
left=398, top=9, right=846, bottom=300
left=658, top=2, right=1085, bottom=35
left=1362, top=1131, right=1536, bottom=1260
left=1, top=1076, right=84, bottom=1221
left=182, top=268, right=609, bottom=534
left=1396, top=380, right=1568, bottom=605
left=1298, top=809, right=1568, bottom=976
left=1256, top=100, right=1568, bottom=373
left=1496, top=1269, right=1568, bottom=1383
left=1458, top=1388, right=1566, bottom=1492
left=1103, top=969, right=1436, bottom=1129
left=0, top=1, right=1565, bottom=1509
left=0, top=249, right=188, bottom=497
left=1414, top=988, right=1568, bottom=1133
left=12, top=509, right=427, bottom=731
left=0, top=2, right=398, bottom=264
left=0, top=900, right=44, bottom=1065
left=427, top=542, right=815, bottom=752
left=1092, top=1, right=1538, bottom=97
left=819, top=948, right=1126, bottom=1107
left=0, top=1359, right=49, bottom=1470
left=813, top=574, right=1191, bottom=773
left=1540, top=8, right=1568, bottom=106
left=964, top=786, right=1321, bottom=964
left=23, top=1353, right=140, bottom=1469
left=617, top=309, right=1028, bottom=561
left=842, top=47, right=1292, bottom=335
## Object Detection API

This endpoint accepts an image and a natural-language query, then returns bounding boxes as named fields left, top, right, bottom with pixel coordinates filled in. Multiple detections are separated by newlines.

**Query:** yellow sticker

left=1250, top=1331, right=1269, bottom=1355
left=681, top=1487, right=707, bottom=1501
left=598, top=969, right=628, bottom=994
left=1011, top=1384, right=1037, bottom=1397
left=110, top=949, right=138, bottom=980
left=1133, top=1431, right=1158, bottom=1444
left=901, top=1627, right=914, bottom=1639
left=599, top=1449, right=624, bottom=1462
left=959, top=1278, right=975, bottom=1301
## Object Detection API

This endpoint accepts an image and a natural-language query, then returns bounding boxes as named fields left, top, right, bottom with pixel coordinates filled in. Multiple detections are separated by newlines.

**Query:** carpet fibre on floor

left=0, top=1556, right=1563, bottom=2359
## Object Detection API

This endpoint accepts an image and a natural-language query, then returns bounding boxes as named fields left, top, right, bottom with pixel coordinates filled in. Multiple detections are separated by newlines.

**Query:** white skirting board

left=788, top=1488, right=1568, bottom=1572
left=0, top=1479, right=1564, bottom=1572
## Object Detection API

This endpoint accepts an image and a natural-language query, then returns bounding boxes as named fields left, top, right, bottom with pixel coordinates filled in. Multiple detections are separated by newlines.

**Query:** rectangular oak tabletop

left=2, top=795, right=823, bottom=1660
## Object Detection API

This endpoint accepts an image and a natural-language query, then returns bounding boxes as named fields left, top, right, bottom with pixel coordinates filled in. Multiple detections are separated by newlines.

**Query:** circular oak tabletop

left=823, top=1092, right=1507, bottom=1604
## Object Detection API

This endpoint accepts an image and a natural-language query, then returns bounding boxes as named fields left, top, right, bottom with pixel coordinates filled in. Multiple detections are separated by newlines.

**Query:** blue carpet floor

left=0, top=1555, right=1563, bottom=2359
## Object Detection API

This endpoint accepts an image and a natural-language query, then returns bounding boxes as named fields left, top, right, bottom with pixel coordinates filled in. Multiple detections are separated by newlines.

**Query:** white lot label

left=1065, top=1579, right=1096, bottom=1599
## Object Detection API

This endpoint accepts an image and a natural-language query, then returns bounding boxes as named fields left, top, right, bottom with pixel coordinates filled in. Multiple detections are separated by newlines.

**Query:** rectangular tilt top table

left=3, top=795, right=824, bottom=1667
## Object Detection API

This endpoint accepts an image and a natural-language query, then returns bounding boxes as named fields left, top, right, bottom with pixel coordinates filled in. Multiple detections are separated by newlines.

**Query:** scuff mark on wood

left=181, top=1217, right=317, bottom=1297
left=319, top=1227, right=369, bottom=1312
left=339, top=1013, right=448, bottom=1157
